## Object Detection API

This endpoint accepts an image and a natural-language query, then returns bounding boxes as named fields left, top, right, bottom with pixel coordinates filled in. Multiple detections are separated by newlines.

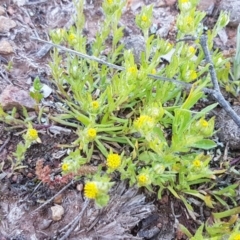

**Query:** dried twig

left=0, top=135, right=11, bottom=153
left=32, top=180, right=74, bottom=213
left=58, top=199, right=89, bottom=240
left=31, top=36, right=214, bottom=94
left=200, top=35, right=240, bottom=128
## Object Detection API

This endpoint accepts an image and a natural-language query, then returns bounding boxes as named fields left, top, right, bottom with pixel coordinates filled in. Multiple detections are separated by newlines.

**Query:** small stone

left=0, top=85, right=37, bottom=111
left=0, top=6, right=5, bottom=15
left=164, top=0, right=176, bottom=6
left=54, top=194, right=63, bottom=204
left=39, top=219, right=52, bottom=230
left=51, top=205, right=64, bottom=221
left=0, top=16, right=16, bottom=32
left=76, top=183, right=83, bottom=192
left=12, top=0, right=27, bottom=7
left=0, top=40, right=14, bottom=54
left=156, top=0, right=176, bottom=7
left=218, top=0, right=240, bottom=27
left=197, top=0, right=215, bottom=15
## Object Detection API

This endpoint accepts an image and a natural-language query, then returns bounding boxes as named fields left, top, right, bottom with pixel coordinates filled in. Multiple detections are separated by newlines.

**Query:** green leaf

left=167, top=186, right=180, bottom=199
left=213, top=206, right=240, bottom=219
left=179, top=224, right=193, bottom=238
left=190, top=224, right=204, bottom=240
left=173, top=108, right=192, bottom=135
left=190, top=139, right=217, bottom=149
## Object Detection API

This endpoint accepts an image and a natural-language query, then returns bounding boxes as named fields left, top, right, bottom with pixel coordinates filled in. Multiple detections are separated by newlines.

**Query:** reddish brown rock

left=165, top=0, right=177, bottom=6
left=0, top=40, right=14, bottom=54
left=0, top=16, right=16, bottom=32
left=197, top=0, right=216, bottom=14
left=0, top=85, right=37, bottom=110
left=157, top=0, right=176, bottom=7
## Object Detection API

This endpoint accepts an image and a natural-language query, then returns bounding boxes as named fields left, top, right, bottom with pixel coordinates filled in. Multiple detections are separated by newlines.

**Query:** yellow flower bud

left=84, top=182, right=99, bottom=199
left=107, top=153, right=121, bottom=170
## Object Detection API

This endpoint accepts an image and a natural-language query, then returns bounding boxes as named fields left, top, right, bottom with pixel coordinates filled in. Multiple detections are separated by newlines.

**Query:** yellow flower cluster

left=62, top=163, right=69, bottom=171
left=134, top=115, right=154, bottom=129
left=190, top=70, right=197, bottom=80
left=68, top=33, right=76, bottom=43
left=107, top=153, right=121, bottom=170
left=84, top=182, right=99, bottom=199
left=141, top=15, right=148, bottom=22
left=188, top=46, right=195, bottom=54
left=151, top=69, right=156, bottom=74
left=87, top=128, right=97, bottom=139
left=128, top=66, right=137, bottom=74
left=199, top=119, right=208, bottom=128
left=234, top=235, right=240, bottom=240
left=26, top=128, right=38, bottom=141
left=192, top=159, right=202, bottom=168
left=229, top=232, right=240, bottom=240
left=107, top=0, right=113, bottom=4
left=137, top=173, right=149, bottom=186
left=179, top=0, right=189, bottom=3
left=92, top=101, right=99, bottom=109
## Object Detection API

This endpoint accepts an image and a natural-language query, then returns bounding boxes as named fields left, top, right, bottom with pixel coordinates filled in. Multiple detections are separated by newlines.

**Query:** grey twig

left=200, top=35, right=240, bottom=128
left=31, top=36, right=240, bottom=127
left=31, top=37, right=124, bottom=71
left=30, top=36, right=214, bottom=94
left=32, top=180, right=74, bottom=213
left=0, top=135, right=11, bottom=153
left=58, top=199, right=89, bottom=240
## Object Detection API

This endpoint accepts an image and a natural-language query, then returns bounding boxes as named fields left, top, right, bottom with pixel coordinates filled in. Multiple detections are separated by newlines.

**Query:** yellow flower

left=134, top=115, right=154, bottom=129
left=62, top=163, right=69, bottom=171
left=107, top=153, right=121, bottom=170
left=92, top=101, right=99, bottom=109
left=179, top=0, right=189, bottom=3
left=107, top=0, right=113, bottom=4
left=68, top=33, right=76, bottom=43
left=192, top=159, right=202, bottom=168
left=26, top=128, right=38, bottom=141
left=199, top=119, right=208, bottom=128
left=141, top=15, right=148, bottom=22
left=188, top=46, right=196, bottom=54
left=128, top=66, right=137, bottom=74
left=87, top=128, right=97, bottom=139
left=229, top=233, right=240, bottom=240
left=190, top=70, right=197, bottom=80
left=137, top=174, right=149, bottom=186
left=84, top=182, right=99, bottom=199
left=151, top=69, right=156, bottom=74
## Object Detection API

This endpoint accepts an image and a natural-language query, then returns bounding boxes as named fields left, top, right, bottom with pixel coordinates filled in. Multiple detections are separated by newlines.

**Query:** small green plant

left=30, top=77, right=44, bottom=104
left=180, top=215, right=240, bottom=239
left=0, top=0, right=239, bottom=237
left=48, top=0, right=231, bottom=209
left=0, top=105, right=41, bottom=170
left=12, top=123, right=41, bottom=170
